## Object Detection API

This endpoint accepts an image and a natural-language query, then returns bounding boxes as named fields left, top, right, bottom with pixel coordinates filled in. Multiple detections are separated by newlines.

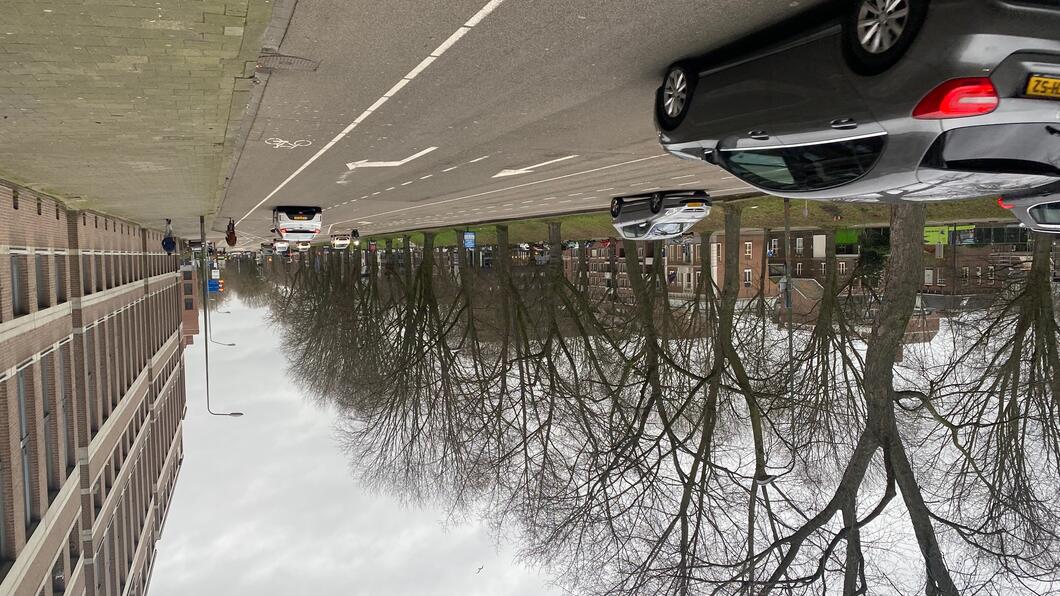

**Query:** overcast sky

left=150, top=300, right=560, bottom=596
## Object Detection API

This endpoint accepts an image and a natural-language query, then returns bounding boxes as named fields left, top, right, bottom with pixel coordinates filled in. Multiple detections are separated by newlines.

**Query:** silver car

left=656, top=0, right=1060, bottom=203
left=999, top=180, right=1060, bottom=233
left=610, top=190, right=711, bottom=241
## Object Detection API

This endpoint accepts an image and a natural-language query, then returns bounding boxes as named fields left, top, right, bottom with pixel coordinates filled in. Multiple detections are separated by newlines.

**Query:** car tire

left=649, top=193, right=663, bottom=214
left=842, top=0, right=929, bottom=76
left=655, top=63, right=697, bottom=131
left=610, top=197, right=623, bottom=218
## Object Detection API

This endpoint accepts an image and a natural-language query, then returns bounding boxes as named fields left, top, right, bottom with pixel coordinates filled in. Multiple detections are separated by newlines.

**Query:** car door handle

left=747, top=130, right=770, bottom=140
left=830, top=118, right=858, bottom=130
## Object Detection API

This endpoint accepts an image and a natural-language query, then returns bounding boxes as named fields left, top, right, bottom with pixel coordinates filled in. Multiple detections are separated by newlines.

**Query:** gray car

left=999, top=180, right=1060, bottom=233
left=657, top=0, right=1060, bottom=203
left=610, top=190, right=711, bottom=240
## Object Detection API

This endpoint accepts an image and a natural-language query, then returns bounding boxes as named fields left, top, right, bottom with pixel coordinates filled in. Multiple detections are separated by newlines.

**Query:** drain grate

left=256, top=54, right=320, bottom=72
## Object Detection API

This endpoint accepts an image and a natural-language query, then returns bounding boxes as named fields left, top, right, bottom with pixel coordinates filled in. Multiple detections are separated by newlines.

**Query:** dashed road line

left=236, top=0, right=509, bottom=224
left=330, top=154, right=665, bottom=225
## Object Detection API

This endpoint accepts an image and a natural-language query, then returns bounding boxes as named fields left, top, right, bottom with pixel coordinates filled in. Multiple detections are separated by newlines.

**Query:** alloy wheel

left=856, top=0, right=909, bottom=55
left=662, top=69, right=688, bottom=118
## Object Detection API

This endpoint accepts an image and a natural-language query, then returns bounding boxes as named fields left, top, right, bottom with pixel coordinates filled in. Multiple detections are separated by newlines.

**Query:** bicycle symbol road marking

left=265, top=137, right=312, bottom=149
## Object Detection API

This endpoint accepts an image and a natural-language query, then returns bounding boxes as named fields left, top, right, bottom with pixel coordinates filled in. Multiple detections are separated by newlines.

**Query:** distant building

left=0, top=180, right=186, bottom=596
left=179, top=265, right=199, bottom=347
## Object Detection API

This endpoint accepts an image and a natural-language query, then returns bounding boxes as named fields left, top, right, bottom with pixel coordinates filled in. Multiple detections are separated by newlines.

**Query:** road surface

left=217, top=0, right=825, bottom=246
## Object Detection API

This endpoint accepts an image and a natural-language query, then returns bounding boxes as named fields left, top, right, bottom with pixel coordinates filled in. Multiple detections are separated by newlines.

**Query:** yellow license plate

left=1026, top=75, right=1060, bottom=99
left=292, top=215, right=308, bottom=220
left=685, top=202, right=704, bottom=207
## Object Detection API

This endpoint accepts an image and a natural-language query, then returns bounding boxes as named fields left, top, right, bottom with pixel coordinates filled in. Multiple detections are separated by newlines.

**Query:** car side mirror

left=702, top=149, right=717, bottom=165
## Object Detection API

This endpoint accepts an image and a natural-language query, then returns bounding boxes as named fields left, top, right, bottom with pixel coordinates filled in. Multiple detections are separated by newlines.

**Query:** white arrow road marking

left=331, top=154, right=664, bottom=228
left=235, top=0, right=507, bottom=224
left=346, top=146, right=438, bottom=171
left=492, top=154, right=578, bottom=178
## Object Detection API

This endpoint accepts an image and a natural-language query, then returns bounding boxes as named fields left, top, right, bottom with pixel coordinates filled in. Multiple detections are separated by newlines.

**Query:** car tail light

left=997, top=197, right=1014, bottom=209
left=279, top=227, right=287, bottom=234
left=913, top=78, right=999, bottom=119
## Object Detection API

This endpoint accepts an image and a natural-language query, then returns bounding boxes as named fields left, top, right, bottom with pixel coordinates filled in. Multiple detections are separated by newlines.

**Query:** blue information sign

left=462, top=231, right=476, bottom=249
left=207, top=280, right=220, bottom=292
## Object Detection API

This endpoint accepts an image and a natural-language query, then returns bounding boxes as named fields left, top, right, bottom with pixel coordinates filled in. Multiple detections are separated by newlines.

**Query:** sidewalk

left=0, top=0, right=271, bottom=237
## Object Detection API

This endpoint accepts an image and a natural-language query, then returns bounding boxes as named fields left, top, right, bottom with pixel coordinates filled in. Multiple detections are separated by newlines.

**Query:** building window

left=796, top=262, right=803, bottom=276
left=988, top=266, right=995, bottom=282
left=54, top=256, right=67, bottom=304
left=795, top=237, right=804, bottom=256
left=937, top=268, right=945, bottom=286
left=52, top=556, right=66, bottom=594
left=184, top=298, right=194, bottom=311
left=925, top=268, right=934, bottom=285
left=820, top=262, right=827, bottom=276
left=82, top=255, right=93, bottom=296
left=11, top=255, right=28, bottom=317
left=36, top=254, right=49, bottom=309
left=182, top=270, right=192, bottom=281
left=743, top=268, right=752, bottom=287
left=744, top=241, right=753, bottom=258
left=57, top=348, right=74, bottom=472
left=183, top=283, right=193, bottom=296
left=838, top=261, right=847, bottom=275
left=961, top=266, right=969, bottom=280
left=769, top=238, right=779, bottom=255
left=41, top=356, right=59, bottom=497
left=17, top=369, right=34, bottom=529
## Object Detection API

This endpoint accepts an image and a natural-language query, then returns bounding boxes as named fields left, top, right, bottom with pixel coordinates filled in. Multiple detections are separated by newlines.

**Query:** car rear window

left=1030, top=203, right=1060, bottom=225
left=723, top=136, right=885, bottom=192
left=927, top=124, right=1060, bottom=176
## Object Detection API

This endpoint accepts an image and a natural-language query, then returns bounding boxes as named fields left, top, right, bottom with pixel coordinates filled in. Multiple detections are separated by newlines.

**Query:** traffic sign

left=463, top=231, right=476, bottom=249
left=207, top=280, right=220, bottom=292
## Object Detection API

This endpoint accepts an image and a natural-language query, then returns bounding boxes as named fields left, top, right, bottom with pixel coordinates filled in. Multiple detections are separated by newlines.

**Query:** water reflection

left=228, top=204, right=1059, bottom=595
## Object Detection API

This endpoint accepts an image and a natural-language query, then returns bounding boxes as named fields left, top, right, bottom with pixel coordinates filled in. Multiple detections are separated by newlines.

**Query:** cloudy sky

left=150, top=300, right=560, bottom=595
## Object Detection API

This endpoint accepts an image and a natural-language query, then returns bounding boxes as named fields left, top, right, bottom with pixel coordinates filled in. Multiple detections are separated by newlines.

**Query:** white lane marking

left=420, top=175, right=433, bottom=180
left=235, top=0, right=508, bottom=224
left=677, top=181, right=702, bottom=186
left=345, top=146, right=438, bottom=171
left=594, top=187, right=614, bottom=192
left=640, top=187, right=661, bottom=192
left=468, top=155, right=490, bottom=164
left=329, top=154, right=665, bottom=225
left=385, top=187, right=395, bottom=191
left=520, top=200, right=534, bottom=204
left=671, top=175, right=696, bottom=180
left=442, top=166, right=459, bottom=173
left=492, top=154, right=578, bottom=178
left=401, top=181, right=413, bottom=186
left=542, top=196, right=556, bottom=200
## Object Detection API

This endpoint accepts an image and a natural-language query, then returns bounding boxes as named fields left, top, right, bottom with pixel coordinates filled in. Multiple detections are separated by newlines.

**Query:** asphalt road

left=217, top=0, right=824, bottom=247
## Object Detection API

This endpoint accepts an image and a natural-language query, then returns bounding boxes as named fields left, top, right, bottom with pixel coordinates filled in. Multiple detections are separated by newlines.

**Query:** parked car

left=999, top=180, right=1060, bottom=233
left=274, top=239, right=290, bottom=253
left=656, top=0, right=1060, bottom=203
left=610, top=190, right=711, bottom=240
left=296, top=241, right=311, bottom=253
left=272, top=206, right=322, bottom=242
left=259, top=242, right=275, bottom=256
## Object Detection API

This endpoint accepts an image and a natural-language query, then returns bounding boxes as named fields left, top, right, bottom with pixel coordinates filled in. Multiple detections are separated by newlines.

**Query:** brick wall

left=0, top=178, right=186, bottom=595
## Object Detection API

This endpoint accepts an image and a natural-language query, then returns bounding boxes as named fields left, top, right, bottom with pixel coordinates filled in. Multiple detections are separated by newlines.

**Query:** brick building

left=0, top=180, right=187, bottom=596
left=179, top=265, right=199, bottom=347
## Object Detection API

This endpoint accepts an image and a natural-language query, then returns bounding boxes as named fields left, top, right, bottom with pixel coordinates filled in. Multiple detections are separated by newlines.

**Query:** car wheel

left=649, top=193, right=663, bottom=214
left=656, top=63, right=696, bottom=131
left=610, top=197, right=623, bottom=218
left=842, top=0, right=928, bottom=76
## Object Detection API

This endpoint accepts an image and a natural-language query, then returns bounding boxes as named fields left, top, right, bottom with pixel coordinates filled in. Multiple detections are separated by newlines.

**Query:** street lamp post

left=200, top=215, right=244, bottom=418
